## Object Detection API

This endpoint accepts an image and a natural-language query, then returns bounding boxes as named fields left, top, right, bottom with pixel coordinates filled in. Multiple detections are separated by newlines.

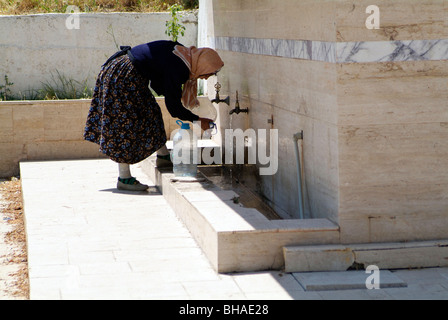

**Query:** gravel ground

left=0, top=178, right=29, bottom=300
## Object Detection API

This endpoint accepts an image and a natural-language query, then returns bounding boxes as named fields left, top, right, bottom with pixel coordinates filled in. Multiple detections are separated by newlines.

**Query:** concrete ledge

left=139, top=156, right=340, bottom=273
left=284, top=240, right=448, bottom=272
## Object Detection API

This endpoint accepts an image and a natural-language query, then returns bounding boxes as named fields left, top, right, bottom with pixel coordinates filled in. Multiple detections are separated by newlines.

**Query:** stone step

left=292, top=270, right=407, bottom=291
left=284, top=240, right=448, bottom=273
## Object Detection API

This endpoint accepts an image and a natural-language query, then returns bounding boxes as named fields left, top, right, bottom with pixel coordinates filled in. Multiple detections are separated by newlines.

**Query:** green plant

left=39, top=70, right=93, bottom=100
left=106, top=24, right=120, bottom=50
left=0, top=75, right=14, bottom=101
left=165, top=4, right=185, bottom=42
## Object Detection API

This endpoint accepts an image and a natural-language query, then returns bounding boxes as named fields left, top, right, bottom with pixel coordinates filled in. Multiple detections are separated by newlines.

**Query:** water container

left=172, top=120, right=198, bottom=178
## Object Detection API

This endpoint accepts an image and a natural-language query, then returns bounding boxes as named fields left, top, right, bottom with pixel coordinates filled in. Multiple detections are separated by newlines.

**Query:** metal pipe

left=293, top=131, right=305, bottom=219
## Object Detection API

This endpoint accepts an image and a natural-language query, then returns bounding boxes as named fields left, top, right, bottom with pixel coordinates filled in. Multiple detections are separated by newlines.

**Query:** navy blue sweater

left=130, top=40, right=199, bottom=122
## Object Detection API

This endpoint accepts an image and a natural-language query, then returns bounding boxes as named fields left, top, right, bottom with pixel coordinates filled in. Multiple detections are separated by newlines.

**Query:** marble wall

left=211, top=0, right=448, bottom=243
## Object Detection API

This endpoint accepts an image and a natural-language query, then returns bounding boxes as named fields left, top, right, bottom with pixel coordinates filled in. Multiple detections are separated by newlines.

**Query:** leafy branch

left=0, top=75, right=14, bottom=101
left=165, top=4, right=186, bottom=42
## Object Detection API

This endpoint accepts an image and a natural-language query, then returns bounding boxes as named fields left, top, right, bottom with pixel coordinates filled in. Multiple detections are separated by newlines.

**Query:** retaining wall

left=0, top=12, right=198, bottom=98
left=0, top=98, right=184, bottom=178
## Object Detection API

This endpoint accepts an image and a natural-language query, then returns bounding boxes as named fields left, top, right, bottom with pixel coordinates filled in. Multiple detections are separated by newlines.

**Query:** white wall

left=0, top=12, right=198, bottom=98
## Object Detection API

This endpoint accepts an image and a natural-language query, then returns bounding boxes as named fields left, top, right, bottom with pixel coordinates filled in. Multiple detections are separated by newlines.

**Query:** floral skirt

left=84, top=54, right=167, bottom=164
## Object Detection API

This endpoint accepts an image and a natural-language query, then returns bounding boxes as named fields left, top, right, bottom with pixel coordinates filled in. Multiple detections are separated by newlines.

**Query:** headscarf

left=173, top=45, right=224, bottom=109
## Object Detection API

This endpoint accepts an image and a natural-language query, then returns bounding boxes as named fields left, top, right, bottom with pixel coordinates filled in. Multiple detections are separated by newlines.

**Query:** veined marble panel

left=338, top=39, right=448, bottom=62
left=214, top=36, right=448, bottom=63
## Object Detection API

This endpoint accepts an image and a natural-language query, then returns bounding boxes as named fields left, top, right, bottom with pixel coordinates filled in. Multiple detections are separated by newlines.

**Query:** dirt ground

left=0, top=178, right=29, bottom=300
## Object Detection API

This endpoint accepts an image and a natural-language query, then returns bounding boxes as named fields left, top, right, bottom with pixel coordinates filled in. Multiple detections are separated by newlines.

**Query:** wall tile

left=0, top=105, right=13, bottom=143
left=13, top=104, right=44, bottom=143
left=336, top=0, right=447, bottom=42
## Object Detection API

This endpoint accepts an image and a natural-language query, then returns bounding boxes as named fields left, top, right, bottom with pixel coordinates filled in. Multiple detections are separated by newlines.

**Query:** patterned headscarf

left=173, top=45, right=224, bottom=109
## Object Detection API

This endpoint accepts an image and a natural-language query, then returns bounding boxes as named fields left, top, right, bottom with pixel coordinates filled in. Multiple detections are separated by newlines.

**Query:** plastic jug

left=172, top=120, right=198, bottom=177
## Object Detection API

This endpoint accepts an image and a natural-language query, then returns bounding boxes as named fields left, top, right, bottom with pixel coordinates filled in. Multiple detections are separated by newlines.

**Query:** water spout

left=229, top=91, right=248, bottom=115
left=211, top=82, right=230, bottom=105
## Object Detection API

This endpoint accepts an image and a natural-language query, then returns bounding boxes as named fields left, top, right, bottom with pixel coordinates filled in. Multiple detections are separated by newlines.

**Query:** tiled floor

left=20, top=159, right=448, bottom=300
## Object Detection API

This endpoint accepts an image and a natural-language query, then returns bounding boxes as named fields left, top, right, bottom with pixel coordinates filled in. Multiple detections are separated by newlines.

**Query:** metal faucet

left=211, top=82, right=230, bottom=105
left=229, top=91, right=248, bottom=115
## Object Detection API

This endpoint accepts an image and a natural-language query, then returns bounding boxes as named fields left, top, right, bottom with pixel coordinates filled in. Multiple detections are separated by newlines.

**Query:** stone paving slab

left=293, top=270, right=407, bottom=291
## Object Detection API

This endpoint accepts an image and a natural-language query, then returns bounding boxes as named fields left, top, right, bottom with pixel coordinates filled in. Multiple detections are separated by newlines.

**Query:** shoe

left=117, top=177, right=149, bottom=191
left=156, top=154, right=173, bottom=168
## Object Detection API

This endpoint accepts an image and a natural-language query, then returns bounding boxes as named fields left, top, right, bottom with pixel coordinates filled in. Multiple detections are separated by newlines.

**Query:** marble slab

left=337, top=39, right=448, bottom=62
left=214, top=36, right=448, bottom=63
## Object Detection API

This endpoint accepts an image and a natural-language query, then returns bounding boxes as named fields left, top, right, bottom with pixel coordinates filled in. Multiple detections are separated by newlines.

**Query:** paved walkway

left=20, top=159, right=448, bottom=300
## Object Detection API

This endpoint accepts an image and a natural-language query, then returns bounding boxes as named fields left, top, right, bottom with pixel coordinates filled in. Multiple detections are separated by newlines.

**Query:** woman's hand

left=198, top=117, right=213, bottom=132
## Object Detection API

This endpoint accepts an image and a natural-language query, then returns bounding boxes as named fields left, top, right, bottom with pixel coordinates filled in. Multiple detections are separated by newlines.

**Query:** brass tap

left=211, top=82, right=230, bottom=105
left=229, top=91, right=249, bottom=115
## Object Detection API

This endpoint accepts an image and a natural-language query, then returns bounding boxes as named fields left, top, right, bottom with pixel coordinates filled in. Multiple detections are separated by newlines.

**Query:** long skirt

left=84, top=54, right=166, bottom=164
